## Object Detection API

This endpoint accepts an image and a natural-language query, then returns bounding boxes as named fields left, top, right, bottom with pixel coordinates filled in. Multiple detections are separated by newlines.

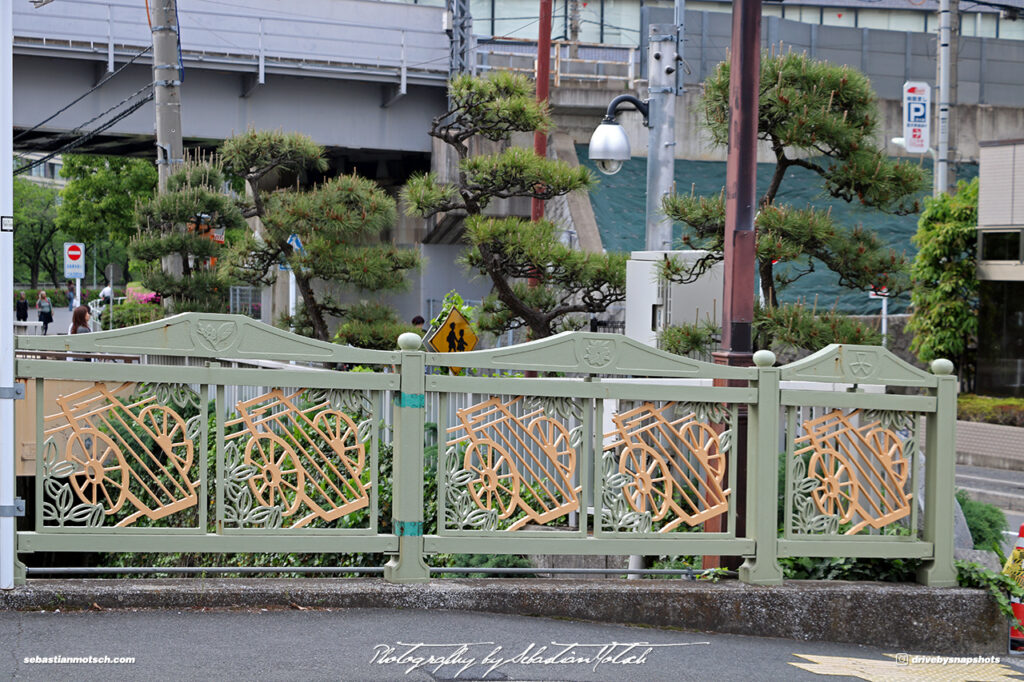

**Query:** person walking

left=70, top=305, right=92, bottom=334
left=36, top=291, right=53, bottom=335
left=66, top=282, right=76, bottom=311
left=15, top=292, right=28, bottom=322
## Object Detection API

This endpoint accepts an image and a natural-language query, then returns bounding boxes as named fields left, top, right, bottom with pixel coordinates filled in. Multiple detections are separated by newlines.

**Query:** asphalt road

left=2, top=608, right=1023, bottom=682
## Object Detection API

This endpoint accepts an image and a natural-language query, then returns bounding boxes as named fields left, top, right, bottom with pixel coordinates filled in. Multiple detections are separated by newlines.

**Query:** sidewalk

left=0, top=578, right=1007, bottom=655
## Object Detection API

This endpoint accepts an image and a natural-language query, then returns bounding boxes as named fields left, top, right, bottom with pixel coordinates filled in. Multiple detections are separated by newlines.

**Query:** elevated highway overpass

left=12, top=0, right=450, bottom=173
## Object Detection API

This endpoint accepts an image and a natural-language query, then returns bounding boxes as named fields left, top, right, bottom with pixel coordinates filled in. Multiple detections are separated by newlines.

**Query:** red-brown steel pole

left=705, top=0, right=761, bottom=570
left=532, top=0, right=553, bottom=222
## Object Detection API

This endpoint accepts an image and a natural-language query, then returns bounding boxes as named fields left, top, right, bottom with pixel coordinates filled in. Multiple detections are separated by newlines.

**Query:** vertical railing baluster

left=384, top=333, right=429, bottom=583
left=739, top=350, right=783, bottom=585
left=916, top=359, right=957, bottom=586
left=214, top=378, right=225, bottom=535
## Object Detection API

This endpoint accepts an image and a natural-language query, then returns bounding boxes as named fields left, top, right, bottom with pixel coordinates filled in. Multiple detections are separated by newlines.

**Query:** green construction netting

left=577, top=145, right=977, bottom=315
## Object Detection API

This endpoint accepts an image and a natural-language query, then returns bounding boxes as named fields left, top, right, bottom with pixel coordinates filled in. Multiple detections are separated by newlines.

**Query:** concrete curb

left=0, top=578, right=1006, bottom=654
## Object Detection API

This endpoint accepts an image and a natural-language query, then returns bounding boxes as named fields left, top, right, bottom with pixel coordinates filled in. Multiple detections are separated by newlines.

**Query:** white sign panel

left=902, top=81, right=931, bottom=154
left=63, top=242, right=85, bottom=279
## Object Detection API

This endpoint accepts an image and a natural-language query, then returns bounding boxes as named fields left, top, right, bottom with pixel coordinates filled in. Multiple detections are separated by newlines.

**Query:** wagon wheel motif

left=865, top=428, right=908, bottom=487
left=526, top=417, right=576, bottom=490
left=312, top=410, right=364, bottom=471
left=464, top=439, right=520, bottom=519
left=619, top=443, right=673, bottom=519
left=67, top=429, right=128, bottom=514
left=678, top=421, right=725, bottom=484
left=808, top=449, right=860, bottom=522
left=138, top=404, right=193, bottom=472
left=245, top=433, right=305, bottom=515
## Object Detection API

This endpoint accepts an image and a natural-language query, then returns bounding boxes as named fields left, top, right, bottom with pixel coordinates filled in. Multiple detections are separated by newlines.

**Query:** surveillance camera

left=595, top=159, right=624, bottom=175
left=588, top=120, right=631, bottom=176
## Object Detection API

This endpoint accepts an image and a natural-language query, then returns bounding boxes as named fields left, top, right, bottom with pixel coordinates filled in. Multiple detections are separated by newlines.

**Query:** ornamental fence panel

left=10, top=313, right=957, bottom=587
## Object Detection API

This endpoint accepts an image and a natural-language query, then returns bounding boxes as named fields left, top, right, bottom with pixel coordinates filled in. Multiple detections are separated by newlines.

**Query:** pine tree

left=662, top=52, right=927, bottom=317
left=130, top=156, right=246, bottom=312
left=403, top=72, right=627, bottom=339
left=220, top=130, right=419, bottom=344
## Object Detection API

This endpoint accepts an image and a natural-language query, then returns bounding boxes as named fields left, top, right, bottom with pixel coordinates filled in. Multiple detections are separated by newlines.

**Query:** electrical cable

left=14, top=90, right=155, bottom=176
left=13, top=44, right=152, bottom=142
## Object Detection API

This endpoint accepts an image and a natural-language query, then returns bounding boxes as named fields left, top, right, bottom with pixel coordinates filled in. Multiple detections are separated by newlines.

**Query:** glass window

left=762, top=4, right=783, bottom=18
left=857, top=10, right=889, bottom=30
left=977, top=13, right=998, bottom=38
left=1000, top=18, right=1024, bottom=40
left=981, top=230, right=1022, bottom=261
left=822, top=9, right=856, bottom=27
left=887, top=10, right=927, bottom=32
left=977, top=281, right=1024, bottom=397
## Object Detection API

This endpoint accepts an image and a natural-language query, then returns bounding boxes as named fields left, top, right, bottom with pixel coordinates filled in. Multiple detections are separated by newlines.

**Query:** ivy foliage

left=220, top=130, right=419, bottom=343
left=130, top=156, right=247, bottom=313
left=906, top=178, right=979, bottom=366
left=662, top=52, right=925, bottom=350
left=403, top=72, right=624, bottom=339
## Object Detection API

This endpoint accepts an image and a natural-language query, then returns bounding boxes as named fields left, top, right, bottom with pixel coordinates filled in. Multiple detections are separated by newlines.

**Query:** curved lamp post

left=588, top=23, right=679, bottom=252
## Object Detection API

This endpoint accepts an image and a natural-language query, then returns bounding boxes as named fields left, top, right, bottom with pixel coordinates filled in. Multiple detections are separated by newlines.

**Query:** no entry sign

left=64, top=242, right=85, bottom=279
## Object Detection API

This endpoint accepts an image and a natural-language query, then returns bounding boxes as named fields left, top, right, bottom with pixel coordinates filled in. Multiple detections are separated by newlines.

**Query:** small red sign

left=67, top=244, right=82, bottom=261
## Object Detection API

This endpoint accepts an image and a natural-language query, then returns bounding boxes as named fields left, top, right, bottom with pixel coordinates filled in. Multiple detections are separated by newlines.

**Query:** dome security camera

left=588, top=120, right=631, bottom=176
left=595, top=158, right=624, bottom=175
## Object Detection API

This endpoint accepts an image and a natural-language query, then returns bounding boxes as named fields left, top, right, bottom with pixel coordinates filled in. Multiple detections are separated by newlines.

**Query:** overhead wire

left=13, top=44, right=152, bottom=142
left=14, top=85, right=154, bottom=175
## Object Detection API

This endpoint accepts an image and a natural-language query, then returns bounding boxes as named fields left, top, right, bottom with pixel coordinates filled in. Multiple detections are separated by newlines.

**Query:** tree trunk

left=294, top=273, right=329, bottom=341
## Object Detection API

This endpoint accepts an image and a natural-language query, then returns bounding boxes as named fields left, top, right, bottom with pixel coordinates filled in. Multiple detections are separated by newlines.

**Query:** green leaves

left=907, top=178, right=979, bottom=364
left=462, top=216, right=627, bottom=337
left=220, top=129, right=327, bottom=182
left=461, top=147, right=592, bottom=208
left=441, top=71, right=551, bottom=144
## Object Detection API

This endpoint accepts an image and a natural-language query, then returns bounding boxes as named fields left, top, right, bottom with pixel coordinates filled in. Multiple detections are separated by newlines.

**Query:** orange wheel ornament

left=619, top=443, right=672, bottom=519
left=464, top=439, right=520, bottom=519
left=245, top=433, right=305, bottom=515
left=808, top=449, right=859, bottom=522
left=138, top=405, right=193, bottom=471
left=679, top=421, right=725, bottom=484
left=67, top=429, right=127, bottom=514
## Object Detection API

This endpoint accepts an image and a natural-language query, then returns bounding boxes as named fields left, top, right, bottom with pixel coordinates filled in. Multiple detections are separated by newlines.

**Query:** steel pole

left=1, top=0, right=16, bottom=590
left=936, top=0, right=951, bottom=196
left=644, top=24, right=678, bottom=252
left=707, top=0, right=761, bottom=570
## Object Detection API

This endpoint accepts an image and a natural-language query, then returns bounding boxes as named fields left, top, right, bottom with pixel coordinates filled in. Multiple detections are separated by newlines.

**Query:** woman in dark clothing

left=15, top=292, right=28, bottom=322
left=36, top=291, right=53, bottom=334
left=71, top=305, right=91, bottom=334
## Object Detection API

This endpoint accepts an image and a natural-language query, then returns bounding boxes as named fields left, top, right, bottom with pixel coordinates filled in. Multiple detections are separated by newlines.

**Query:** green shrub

left=104, top=300, right=164, bottom=330
left=957, top=394, right=1024, bottom=427
left=956, top=489, right=1008, bottom=551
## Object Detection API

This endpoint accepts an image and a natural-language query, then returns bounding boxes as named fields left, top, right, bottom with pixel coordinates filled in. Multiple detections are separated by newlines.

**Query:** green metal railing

left=10, top=313, right=958, bottom=587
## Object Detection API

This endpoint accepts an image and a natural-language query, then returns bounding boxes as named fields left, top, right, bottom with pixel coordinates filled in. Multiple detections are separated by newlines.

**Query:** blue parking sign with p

left=908, top=102, right=927, bottom=123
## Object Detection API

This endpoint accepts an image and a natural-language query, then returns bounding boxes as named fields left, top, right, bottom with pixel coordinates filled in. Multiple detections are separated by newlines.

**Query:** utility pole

left=936, top=0, right=958, bottom=195
left=531, top=0, right=553, bottom=222
left=569, top=0, right=581, bottom=59
left=1, top=0, right=17, bottom=590
left=151, top=0, right=183, bottom=192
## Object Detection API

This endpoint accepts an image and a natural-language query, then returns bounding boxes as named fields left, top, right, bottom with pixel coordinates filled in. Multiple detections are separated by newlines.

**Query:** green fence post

left=738, top=350, right=784, bottom=586
left=916, top=358, right=958, bottom=587
left=384, top=332, right=430, bottom=583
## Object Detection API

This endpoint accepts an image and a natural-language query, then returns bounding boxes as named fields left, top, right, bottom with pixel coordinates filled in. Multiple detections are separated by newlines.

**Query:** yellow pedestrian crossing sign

left=425, top=307, right=478, bottom=369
